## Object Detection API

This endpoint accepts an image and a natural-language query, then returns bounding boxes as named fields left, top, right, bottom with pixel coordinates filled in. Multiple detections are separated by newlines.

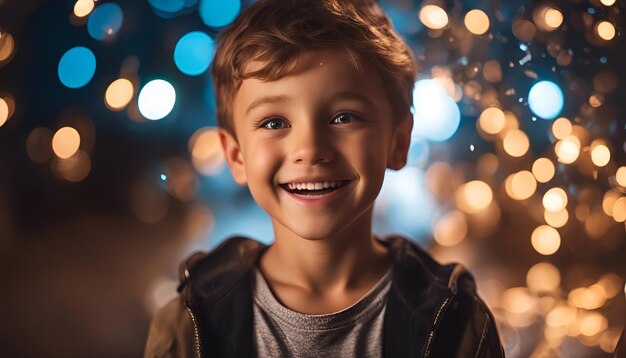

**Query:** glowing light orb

left=74, top=0, right=95, bottom=17
left=544, top=8, right=563, bottom=29
left=478, top=107, right=505, bottom=135
left=502, top=129, right=529, bottom=157
left=591, top=144, right=611, bottom=167
left=433, top=210, right=467, bottom=247
left=600, top=0, right=616, bottom=5
left=532, top=158, right=555, bottom=183
left=543, top=187, right=568, bottom=212
left=189, top=127, right=224, bottom=175
left=545, top=208, right=568, bottom=228
left=531, top=225, right=561, bottom=255
left=0, top=32, right=15, bottom=63
left=464, top=9, right=490, bottom=35
left=616, top=167, right=626, bottom=187
left=148, top=0, right=185, bottom=13
left=555, top=136, right=580, bottom=164
left=613, top=197, right=626, bottom=222
left=528, top=81, right=564, bottom=119
left=174, top=31, right=215, bottom=76
left=105, top=78, right=134, bottom=110
left=510, top=170, right=537, bottom=200
left=199, top=0, right=240, bottom=28
left=527, top=262, right=560, bottom=292
left=552, top=117, right=572, bottom=139
left=419, top=5, right=448, bottom=30
left=138, top=79, right=176, bottom=120
left=0, top=97, right=8, bottom=127
left=88, top=2, right=124, bottom=40
left=456, top=180, right=492, bottom=214
left=412, top=79, right=460, bottom=142
left=58, top=46, right=96, bottom=88
left=52, top=127, right=81, bottom=159
left=597, top=21, right=616, bottom=41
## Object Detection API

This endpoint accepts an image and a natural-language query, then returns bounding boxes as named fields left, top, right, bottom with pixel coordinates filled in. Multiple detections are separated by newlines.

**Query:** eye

left=331, top=113, right=359, bottom=125
left=261, top=118, right=289, bottom=130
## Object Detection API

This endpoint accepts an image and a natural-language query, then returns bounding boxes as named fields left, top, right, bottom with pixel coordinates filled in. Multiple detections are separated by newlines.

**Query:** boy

left=145, top=0, right=504, bottom=356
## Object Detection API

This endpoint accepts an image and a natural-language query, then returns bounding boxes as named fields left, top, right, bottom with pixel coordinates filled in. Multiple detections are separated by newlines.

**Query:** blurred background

left=0, top=0, right=625, bottom=356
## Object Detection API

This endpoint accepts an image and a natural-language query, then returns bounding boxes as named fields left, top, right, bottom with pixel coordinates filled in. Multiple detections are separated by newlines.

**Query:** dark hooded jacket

left=144, top=235, right=505, bottom=357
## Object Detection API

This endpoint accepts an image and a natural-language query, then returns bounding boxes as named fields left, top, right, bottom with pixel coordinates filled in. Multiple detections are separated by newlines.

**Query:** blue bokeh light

left=174, top=31, right=215, bottom=76
left=87, top=3, right=124, bottom=40
left=198, top=0, right=240, bottom=28
left=148, top=0, right=185, bottom=13
left=528, top=80, right=564, bottom=120
left=411, top=79, right=461, bottom=142
left=58, top=47, right=96, bottom=89
left=138, top=79, right=176, bottom=120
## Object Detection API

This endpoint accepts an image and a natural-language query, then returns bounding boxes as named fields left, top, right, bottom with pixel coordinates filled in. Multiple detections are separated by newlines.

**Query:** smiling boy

left=144, top=0, right=504, bottom=357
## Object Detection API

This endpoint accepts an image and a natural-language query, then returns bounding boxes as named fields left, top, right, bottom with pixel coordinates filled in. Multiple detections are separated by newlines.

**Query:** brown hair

left=211, top=0, right=417, bottom=138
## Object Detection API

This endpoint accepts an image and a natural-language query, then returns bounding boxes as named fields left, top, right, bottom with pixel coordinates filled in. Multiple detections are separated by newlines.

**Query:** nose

left=289, top=124, right=334, bottom=165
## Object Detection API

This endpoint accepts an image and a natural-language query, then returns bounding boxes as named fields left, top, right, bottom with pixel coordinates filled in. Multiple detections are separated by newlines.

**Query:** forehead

left=232, top=50, right=389, bottom=118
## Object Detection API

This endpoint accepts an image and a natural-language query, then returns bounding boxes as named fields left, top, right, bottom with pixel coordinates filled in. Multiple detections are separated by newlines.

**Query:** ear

left=387, top=115, right=413, bottom=170
left=218, top=128, right=248, bottom=185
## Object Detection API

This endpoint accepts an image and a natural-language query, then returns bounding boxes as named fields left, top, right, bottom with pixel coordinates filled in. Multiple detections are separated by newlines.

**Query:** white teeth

left=286, top=180, right=343, bottom=190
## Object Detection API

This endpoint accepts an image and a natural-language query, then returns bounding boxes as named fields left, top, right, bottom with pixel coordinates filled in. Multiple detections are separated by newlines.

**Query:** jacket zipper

left=186, top=306, right=202, bottom=358
left=421, top=295, right=454, bottom=357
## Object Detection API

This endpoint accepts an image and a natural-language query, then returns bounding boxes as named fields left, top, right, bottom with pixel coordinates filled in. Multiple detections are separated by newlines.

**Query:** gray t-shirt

left=252, top=268, right=392, bottom=358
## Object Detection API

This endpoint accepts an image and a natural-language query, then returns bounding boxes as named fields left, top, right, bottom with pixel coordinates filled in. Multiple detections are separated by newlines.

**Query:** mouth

left=279, top=180, right=352, bottom=196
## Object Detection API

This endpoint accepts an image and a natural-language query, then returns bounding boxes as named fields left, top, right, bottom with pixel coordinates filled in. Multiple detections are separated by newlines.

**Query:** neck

left=259, top=207, right=389, bottom=295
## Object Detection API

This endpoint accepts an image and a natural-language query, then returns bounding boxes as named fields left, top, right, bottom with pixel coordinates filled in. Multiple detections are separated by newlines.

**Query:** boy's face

left=219, top=50, right=412, bottom=241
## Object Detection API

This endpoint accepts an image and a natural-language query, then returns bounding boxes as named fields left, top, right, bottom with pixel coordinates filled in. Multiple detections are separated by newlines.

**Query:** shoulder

left=144, top=297, right=194, bottom=358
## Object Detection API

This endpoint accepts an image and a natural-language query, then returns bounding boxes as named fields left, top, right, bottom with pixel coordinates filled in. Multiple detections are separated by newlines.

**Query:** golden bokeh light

left=419, top=5, right=448, bottom=30
left=52, top=126, right=81, bottom=159
left=600, top=0, right=616, bottom=5
left=512, top=19, right=536, bottom=42
left=433, top=210, right=467, bottom=247
left=164, top=158, right=198, bottom=202
left=74, top=0, right=95, bottom=17
left=544, top=8, right=563, bottom=29
left=464, top=9, right=490, bottom=35
left=616, top=166, right=626, bottom=187
left=502, top=287, right=537, bottom=314
left=602, top=190, right=620, bottom=217
left=26, top=127, right=53, bottom=163
left=579, top=312, right=608, bottom=337
left=478, top=107, right=505, bottom=135
left=546, top=304, right=577, bottom=328
left=105, top=78, right=134, bottom=110
left=526, top=262, right=560, bottom=293
left=552, top=117, right=572, bottom=140
left=0, top=97, right=9, bottom=127
left=189, top=127, right=225, bottom=175
left=555, top=136, right=580, bottom=164
left=545, top=208, right=568, bottom=228
left=612, top=197, right=626, bottom=222
left=543, top=187, right=568, bottom=212
left=590, top=143, right=611, bottom=167
left=503, top=129, right=529, bottom=157
left=510, top=170, right=536, bottom=200
left=597, top=273, right=623, bottom=299
left=569, top=285, right=607, bottom=310
left=51, top=149, right=91, bottom=182
left=0, top=32, right=15, bottom=63
left=456, top=180, right=493, bottom=214
left=585, top=211, right=612, bottom=240
left=597, top=21, right=616, bottom=41
left=531, top=225, right=561, bottom=255
left=532, top=157, right=555, bottom=183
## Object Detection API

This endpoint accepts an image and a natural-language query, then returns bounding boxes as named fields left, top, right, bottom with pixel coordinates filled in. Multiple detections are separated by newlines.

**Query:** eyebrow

left=244, top=91, right=376, bottom=116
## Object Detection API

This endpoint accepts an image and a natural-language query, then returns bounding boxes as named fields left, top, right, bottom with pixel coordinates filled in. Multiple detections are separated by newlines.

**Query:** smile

left=279, top=180, right=353, bottom=206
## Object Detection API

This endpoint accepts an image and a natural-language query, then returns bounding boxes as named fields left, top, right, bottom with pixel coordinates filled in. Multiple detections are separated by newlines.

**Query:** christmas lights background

left=0, top=0, right=625, bottom=356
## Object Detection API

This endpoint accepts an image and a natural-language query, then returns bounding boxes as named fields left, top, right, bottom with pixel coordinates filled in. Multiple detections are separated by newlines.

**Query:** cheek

left=244, top=140, right=283, bottom=183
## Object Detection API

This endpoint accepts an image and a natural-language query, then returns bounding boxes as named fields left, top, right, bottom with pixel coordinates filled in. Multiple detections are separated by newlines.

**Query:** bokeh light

left=544, top=8, right=563, bottom=29
left=138, top=79, right=176, bottom=120
left=502, top=287, right=537, bottom=314
left=543, top=187, right=568, bottom=212
left=551, top=117, right=572, bottom=139
left=597, top=21, right=616, bottom=41
left=0, top=97, right=9, bottom=127
left=528, top=81, right=564, bottom=120
left=419, top=5, right=448, bottom=30
left=502, top=129, right=529, bottom=157
left=433, top=210, right=467, bottom=247
left=189, top=127, right=224, bottom=175
left=478, top=107, right=505, bottom=135
left=590, top=143, right=611, bottom=167
left=199, top=0, right=241, bottom=28
left=174, top=31, right=214, bottom=76
left=510, top=170, right=537, bottom=200
left=52, top=127, right=81, bottom=159
left=600, top=0, right=616, bottom=5
left=526, top=262, right=560, bottom=293
left=532, top=158, right=555, bottom=183
left=412, top=79, right=460, bottom=142
left=531, top=225, right=561, bottom=255
left=456, top=180, right=492, bottom=214
left=74, top=0, right=95, bottom=18
left=105, top=78, right=134, bottom=110
left=546, top=304, right=577, bottom=328
left=613, top=197, right=626, bottom=222
left=51, top=149, right=91, bottom=182
left=148, top=0, right=185, bottom=13
left=464, top=9, right=489, bottom=35
left=616, top=167, right=626, bottom=187
left=545, top=208, right=568, bottom=228
left=58, top=47, right=96, bottom=89
left=555, top=136, right=580, bottom=164
left=87, top=2, right=124, bottom=40
left=26, top=127, right=53, bottom=163
left=0, top=32, right=15, bottom=64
